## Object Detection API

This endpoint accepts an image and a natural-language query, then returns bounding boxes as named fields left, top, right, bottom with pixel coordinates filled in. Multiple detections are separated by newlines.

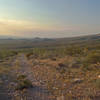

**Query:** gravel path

left=15, top=54, right=55, bottom=100
left=0, top=82, right=12, bottom=100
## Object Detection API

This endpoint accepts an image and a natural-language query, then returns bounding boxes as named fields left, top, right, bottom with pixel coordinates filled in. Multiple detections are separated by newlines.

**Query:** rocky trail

left=0, top=54, right=55, bottom=100
left=12, top=54, right=55, bottom=100
left=0, top=79, right=12, bottom=100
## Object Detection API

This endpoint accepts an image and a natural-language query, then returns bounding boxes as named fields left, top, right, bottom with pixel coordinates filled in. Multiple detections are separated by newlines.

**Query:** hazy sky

left=0, top=0, right=100, bottom=38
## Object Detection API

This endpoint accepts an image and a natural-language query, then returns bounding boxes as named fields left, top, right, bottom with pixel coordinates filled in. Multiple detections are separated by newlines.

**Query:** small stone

left=98, top=75, right=100, bottom=78
left=73, top=78, right=83, bottom=83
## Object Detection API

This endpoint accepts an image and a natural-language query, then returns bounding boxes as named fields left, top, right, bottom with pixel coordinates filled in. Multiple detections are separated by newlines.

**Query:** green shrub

left=94, top=79, right=100, bottom=89
left=65, top=47, right=84, bottom=56
left=17, top=75, right=27, bottom=81
left=16, top=79, right=33, bottom=90
left=26, top=52, right=33, bottom=58
left=85, top=52, right=100, bottom=64
left=0, top=50, right=18, bottom=60
left=16, top=75, right=33, bottom=90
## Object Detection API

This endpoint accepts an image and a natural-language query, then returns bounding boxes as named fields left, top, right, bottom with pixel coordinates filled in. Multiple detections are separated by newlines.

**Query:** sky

left=0, top=0, right=100, bottom=38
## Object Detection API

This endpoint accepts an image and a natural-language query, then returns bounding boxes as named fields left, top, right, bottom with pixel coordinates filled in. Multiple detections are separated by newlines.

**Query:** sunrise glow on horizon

left=0, top=0, right=100, bottom=38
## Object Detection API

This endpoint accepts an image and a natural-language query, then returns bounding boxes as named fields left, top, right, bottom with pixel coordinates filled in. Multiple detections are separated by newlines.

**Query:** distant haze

left=0, top=0, right=100, bottom=38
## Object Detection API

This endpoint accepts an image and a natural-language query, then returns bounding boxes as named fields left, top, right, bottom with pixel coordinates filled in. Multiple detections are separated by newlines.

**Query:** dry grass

left=28, top=55, right=100, bottom=98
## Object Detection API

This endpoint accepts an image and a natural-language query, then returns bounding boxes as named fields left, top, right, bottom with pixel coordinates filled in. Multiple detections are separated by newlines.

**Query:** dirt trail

left=0, top=58, right=15, bottom=100
left=0, top=80, right=12, bottom=100
left=15, top=54, right=55, bottom=100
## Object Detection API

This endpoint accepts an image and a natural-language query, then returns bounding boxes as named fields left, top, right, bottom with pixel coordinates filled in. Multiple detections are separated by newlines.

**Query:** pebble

left=98, top=75, right=100, bottom=78
left=73, top=78, right=83, bottom=83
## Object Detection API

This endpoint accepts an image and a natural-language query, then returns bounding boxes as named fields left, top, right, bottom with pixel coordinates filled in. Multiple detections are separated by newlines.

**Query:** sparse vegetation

left=0, top=34, right=100, bottom=100
left=85, top=51, right=100, bottom=64
left=24, top=40, right=100, bottom=99
left=15, top=75, right=33, bottom=90
left=94, top=79, right=100, bottom=89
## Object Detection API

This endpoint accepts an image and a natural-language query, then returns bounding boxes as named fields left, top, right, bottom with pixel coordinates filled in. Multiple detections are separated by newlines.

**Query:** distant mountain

left=0, top=33, right=100, bottom=40
left=0, top=35, right=17, bottom=39
left=0, top=33, right=100, bottom=44
left=54, top=33, right=100, bottom=43
left=0, top=33, right=100, bottom=49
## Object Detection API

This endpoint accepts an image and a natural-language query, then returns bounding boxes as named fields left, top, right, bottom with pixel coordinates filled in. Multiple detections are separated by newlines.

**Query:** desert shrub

left=32, top=48, right=47, bottom=58
left=94, top=79, right=100, bottom=89
left=26, top=52, right=33, bottom=58
left=15, top=79, right=33, bottom=90
left=0, top=50, right=18, bottom=60
left=56, top=63, right=67, bottom=74
left=17, top=75, right=27, bottom=81
left=65, top=46, right=84, bottom=56
left=69, top=58, right=82, bottom=68
left=51, top=57, right=56, bottom=61
left=58, top=63, right=66, bottom=68
left=85, top=51, right=100, bottom=64
left=0, top=66, right=10, bottom=75
left=26, top=46, right=85, bottom=59
left=16, top=75, right=33, bottom=90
